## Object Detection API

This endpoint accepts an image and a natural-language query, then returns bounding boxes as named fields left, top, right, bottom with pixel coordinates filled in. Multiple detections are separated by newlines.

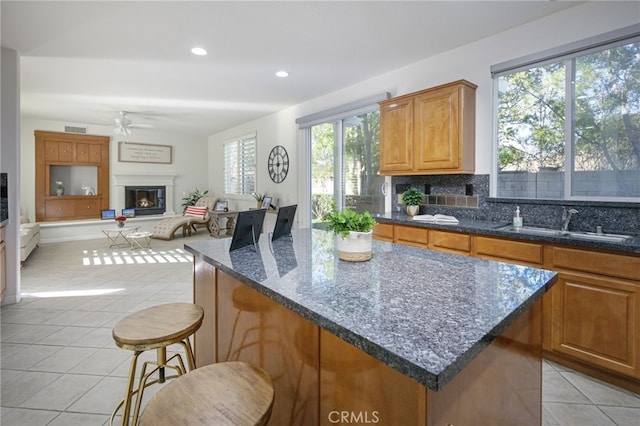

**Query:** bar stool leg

left=113, top=350, right=142, bottom=426
left=131, top=349, right=188, bottom=425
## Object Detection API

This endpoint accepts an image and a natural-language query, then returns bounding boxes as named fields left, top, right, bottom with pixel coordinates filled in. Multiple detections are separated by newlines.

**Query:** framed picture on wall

left=122, top=208, right=136, bottom=218
left=261, top=197, right=272, bottom=210
left=101, top=209, right=116, bottom=220
left=214, top=201, right=228, bottom=212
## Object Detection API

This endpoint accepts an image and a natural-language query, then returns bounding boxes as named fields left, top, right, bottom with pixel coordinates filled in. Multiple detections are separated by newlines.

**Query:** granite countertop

left=185, top=228, right=557, bottom=391
left=374, top=212, right=640, bottom=255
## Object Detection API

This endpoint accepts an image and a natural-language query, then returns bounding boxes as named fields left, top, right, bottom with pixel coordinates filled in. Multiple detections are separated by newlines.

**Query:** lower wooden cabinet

left=475, top=236, right=543, bottom=266
left=383, top=222, right=640, bottom=390
left=44, top=196, right=102, bottom=220
left=372, top=223, right=394, bottom=242
left=547, top=272, right=639, bottom=379
left=394, top=225, right=428, bottom=248
left=429, top=230, right=470, bottom=254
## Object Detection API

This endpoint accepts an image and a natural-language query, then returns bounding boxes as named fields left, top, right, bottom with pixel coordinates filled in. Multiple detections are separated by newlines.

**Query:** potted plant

left=181, top=188, right=209, bottom=213
left=402, top=187, right=424, bottom=216
left=252, top=192, right=267, bottom=209
left=55, top=181, right=64, bottom=196
left=322, top=206, right=377, bottom=262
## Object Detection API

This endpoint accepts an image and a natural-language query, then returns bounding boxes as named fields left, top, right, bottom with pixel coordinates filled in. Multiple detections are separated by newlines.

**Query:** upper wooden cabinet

left=35, top=131, right=110, bottom=222
left=379, top=80, right=476, bottom=175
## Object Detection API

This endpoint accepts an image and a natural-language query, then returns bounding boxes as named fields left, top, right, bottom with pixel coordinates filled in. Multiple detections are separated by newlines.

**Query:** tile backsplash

left=392, top=174, right=640, bottom=235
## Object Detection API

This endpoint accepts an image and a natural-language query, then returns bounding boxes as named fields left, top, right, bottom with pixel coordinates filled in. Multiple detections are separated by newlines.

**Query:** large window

left=297, top=94, right=390, bottom=225
left=224, top=133, right=256, bottom=195
left=493, top=26, right=640, bottom=201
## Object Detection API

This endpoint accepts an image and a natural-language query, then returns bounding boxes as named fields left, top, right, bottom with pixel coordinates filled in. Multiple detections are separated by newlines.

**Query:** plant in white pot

left=322, top=206, right=377, bottom=262
left=402, top=187, right=424, bottom=217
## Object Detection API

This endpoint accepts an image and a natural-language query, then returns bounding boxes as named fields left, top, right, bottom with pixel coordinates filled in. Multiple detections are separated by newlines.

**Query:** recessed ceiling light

left=275, top=70, right=289, bottom=78
left=191, top=47, right=207, bottom=56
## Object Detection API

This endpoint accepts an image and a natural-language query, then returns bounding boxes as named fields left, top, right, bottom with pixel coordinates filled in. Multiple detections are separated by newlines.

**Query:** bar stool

left=139, top=361, right=274, bottom=426
left=110, top=303, right=204, bottom=426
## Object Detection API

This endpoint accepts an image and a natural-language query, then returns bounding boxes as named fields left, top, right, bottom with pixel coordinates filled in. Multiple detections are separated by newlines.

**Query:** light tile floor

left=2, top=235, right=640, bottom=425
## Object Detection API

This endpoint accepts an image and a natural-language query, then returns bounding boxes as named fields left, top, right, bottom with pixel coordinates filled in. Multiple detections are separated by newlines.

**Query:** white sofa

left=20, top=216, right=40, bottom=266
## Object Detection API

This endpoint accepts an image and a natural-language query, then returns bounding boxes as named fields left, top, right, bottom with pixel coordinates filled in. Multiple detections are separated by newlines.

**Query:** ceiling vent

left=65, top=125, right=87, bottom=134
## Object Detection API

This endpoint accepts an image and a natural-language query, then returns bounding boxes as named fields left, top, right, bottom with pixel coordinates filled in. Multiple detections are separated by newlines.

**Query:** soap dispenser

left=513, top=206, right=523, bottom=228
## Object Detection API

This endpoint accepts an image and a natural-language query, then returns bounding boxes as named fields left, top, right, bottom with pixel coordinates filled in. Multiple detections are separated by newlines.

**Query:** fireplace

left=125, top=186, right=166, bottom=216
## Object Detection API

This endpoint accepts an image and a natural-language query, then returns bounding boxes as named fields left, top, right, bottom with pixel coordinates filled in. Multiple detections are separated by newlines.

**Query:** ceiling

left=1, top=1, right=580, bottom=138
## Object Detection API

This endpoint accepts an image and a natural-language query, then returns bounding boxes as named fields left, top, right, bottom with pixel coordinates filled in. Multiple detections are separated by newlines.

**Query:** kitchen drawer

left=45, top=199, right=75, bottom=219
left=394, top=225, right=428, bottom=248
left=430, top=230, right=470, bottom=253
left=552, top=247, right=640, bottom=282
left=373, top=223, right=394, bottom=242
left=475, top=236, right=543, bottom=265
left=73, top=198, right=102, bottom=219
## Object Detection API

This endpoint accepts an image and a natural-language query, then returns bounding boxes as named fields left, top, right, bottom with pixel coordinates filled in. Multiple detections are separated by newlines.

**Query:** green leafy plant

left=322, top=205, right=377, bottom=238
left=252, top=192, right=267, bottom=202
left=181, top=187, right=209, bottom=213
left=402, top=187, right=424, bottom=206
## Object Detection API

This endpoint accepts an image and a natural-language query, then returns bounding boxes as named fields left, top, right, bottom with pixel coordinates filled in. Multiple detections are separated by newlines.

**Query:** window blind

left=224, top=133, right=256, bottom=195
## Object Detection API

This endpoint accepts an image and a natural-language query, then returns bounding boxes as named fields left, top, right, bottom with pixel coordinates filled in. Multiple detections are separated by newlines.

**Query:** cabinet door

left=394, top=225, right=428, bottom=248
left=475, top=236, right=544, bottom=266
left=429, top=230, right=470, bottom=255
left=549, top=273, right=639, bottom=379
left=73, top=198, right=102, bottom=219
left=372, top=223, right=394, bottom=242
left=414, top=85, right=460, bottom=171
left=379, top=98, right=413, bottom=173
left=44, top=140, right=73, bottom=162
left=45, top=199, right=75, bottom=219
left=76, top=143, right=102, bottom=164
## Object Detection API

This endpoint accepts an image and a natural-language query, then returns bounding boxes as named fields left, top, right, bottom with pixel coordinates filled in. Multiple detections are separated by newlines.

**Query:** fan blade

left=129, top=123, right=154, bottom=129
left=114, top=126, right=132, bottom=136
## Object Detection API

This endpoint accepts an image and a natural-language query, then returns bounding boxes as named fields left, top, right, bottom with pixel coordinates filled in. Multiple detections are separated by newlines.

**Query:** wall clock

left=268, top=145, right=289, bottom=183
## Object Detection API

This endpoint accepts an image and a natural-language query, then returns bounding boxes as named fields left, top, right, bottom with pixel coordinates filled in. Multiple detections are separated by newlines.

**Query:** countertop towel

left=412, top=214, right=459, bottom=224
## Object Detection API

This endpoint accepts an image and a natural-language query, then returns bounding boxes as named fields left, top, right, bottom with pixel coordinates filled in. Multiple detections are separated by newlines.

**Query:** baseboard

left=39, top=216, right=167, bottom=243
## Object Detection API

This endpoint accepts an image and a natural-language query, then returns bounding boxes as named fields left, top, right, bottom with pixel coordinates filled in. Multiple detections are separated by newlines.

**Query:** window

left=224, top=133, right=256, bottom=195
left=493, top=25, right=640, bottom=201
left=297, top=94, right=390, bottom=224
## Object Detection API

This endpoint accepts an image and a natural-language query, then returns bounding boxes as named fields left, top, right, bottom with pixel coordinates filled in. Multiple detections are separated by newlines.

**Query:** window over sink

left=492, top=24, right=640, bottom=202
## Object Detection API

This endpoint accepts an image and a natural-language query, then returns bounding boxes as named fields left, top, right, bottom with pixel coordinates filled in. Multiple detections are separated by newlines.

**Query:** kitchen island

left=185, top=228, right=557, bottom=425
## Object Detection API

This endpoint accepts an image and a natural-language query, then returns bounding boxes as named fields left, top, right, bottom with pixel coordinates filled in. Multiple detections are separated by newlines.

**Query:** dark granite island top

left=185, top=228, right=557, bottom=392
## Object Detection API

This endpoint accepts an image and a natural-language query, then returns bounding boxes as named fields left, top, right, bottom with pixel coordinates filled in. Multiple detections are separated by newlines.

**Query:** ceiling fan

left=112, top=111, right=154, bottom=135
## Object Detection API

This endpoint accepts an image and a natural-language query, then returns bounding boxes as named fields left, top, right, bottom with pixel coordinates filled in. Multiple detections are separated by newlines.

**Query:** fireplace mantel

left=113, top=174, right=176, bottom=215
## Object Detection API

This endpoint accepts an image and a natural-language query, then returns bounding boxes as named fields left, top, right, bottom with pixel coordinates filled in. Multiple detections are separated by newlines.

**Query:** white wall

left=21, top=119, right=211, bottom=219
left=2, top=47, right=22, bottom=304
left=20, top=118, right=210, bottom=241
left=208, top=2, right=639, bottom=224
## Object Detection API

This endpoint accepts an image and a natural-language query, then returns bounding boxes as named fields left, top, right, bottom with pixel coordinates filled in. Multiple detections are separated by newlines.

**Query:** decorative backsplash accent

left=396, top=193, right=479, bottom=209
left=391, top=174, right=640, bottom=235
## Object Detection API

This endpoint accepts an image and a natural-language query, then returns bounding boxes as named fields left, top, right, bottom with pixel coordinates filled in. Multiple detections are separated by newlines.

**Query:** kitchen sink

left=562, top=231, right=633, bottom=244
left=497, top=225, right=562, bottom=236
left=496, top=225, right=633, bottom=244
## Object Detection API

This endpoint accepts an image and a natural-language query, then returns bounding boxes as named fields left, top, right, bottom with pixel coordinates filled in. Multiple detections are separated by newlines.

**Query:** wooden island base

left=193, top=262, right=543, bottom=426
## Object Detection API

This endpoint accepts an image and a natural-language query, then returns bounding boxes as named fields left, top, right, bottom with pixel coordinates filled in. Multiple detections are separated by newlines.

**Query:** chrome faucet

left=561, top=208, right=579, bottom=233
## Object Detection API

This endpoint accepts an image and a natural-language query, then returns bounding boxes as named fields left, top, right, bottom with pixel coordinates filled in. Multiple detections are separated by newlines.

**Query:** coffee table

left=102, top=226, right=140, bottom=248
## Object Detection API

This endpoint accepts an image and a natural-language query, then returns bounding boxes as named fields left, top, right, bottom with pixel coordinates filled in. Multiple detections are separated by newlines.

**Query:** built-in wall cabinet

left=35, top=131, right=110, bottom=222
left=378, top=80, right=476, bottom=175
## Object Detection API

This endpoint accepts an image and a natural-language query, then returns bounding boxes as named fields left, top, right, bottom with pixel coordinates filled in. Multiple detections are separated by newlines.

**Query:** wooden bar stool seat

left=110, top=302, right=204, bottom=426
left=139, top=361, right=274, bottom=426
